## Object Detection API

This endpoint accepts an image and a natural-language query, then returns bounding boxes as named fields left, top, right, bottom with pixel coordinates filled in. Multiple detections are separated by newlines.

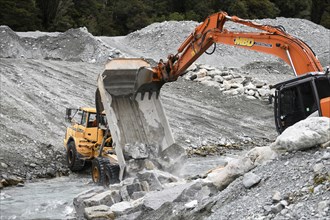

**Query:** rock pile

left=0, top=26, right=123, bottom=63
left=73, top=116, right=330, bottom=219
left=125, top=18, right=329, bottom=68
left=183, top=63, right=275, bottom=100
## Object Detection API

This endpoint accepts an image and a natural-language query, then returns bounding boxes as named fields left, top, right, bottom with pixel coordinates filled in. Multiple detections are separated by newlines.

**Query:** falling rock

left=242, top=172, right=261, bottom=189
left=137, top=169, right=179, bottom=189
left=124, top=143, right=149, bottom=159
left=84, top=205, right=114, bottom=220
left=271, top=117, right=330, bottom=152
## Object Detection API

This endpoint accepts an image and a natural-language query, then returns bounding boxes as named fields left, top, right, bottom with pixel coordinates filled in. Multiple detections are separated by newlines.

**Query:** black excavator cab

left=274, top=73, right=330, bottom=133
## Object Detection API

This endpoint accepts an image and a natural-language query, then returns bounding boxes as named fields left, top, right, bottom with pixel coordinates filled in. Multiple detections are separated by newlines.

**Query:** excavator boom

left=134, top=12, right=323, bottom=96
left=94, top=12, right=329, bottom=180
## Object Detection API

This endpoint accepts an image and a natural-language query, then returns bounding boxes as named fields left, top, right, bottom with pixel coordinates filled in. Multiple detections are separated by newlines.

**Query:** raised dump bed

left=96, top=58, right=175, bottom=179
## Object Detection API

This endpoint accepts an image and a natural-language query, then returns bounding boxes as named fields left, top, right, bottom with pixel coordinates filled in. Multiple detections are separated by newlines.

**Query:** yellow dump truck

left=64, top=107, right=120, bottom=185
left=64, top=58, right=175, bottom=185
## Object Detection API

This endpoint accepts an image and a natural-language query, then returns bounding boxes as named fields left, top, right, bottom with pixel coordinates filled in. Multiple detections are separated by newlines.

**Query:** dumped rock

left=84, top=205, right=114, bottom=220
left=272, top=117, right=330, bottom=152
left=206, top=157, right=255, bottom=189
left=183, top=63, right=274, bottom=100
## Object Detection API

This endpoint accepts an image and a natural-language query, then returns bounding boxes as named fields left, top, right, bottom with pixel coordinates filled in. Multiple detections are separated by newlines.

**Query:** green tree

left=0, top=0, right=40, bottom=31
left=320, top=3, right=330, bottom=28
left=222, top=0, right=280, bottom=19
left=271, top=0, right=312, bottom=19
left=36, top=0, right=74, bottom=31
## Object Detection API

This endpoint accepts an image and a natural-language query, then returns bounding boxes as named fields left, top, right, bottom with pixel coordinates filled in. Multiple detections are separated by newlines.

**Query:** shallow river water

left=0, top=176, right=95, bottom=220
left=0, top=155, right=231, bottom=219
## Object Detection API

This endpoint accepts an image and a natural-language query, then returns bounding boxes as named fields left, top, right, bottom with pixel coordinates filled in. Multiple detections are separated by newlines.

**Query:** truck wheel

left=104, top=164, right=120, bottom=185
left=67, top=141, right=85, bottom=172
left=92, top=158, right=106, bottom=185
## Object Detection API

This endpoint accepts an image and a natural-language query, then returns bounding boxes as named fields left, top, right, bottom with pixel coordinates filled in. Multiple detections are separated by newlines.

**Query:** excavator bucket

left=134, top=67, right=165, bottom=99
left=96, top=58, right=175, bottom=180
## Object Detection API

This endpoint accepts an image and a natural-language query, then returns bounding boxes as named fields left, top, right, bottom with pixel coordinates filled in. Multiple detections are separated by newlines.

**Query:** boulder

left=200, top=80, right=220, bottom=87
left=73, top=187, right=106, bottom=218
left=196, top=69, right=208, bottom=78
left=213, top=75, right=224, bottom=83
left=143, top=182, right=193, bottom=210
left=257, top=88, right=270, bottom=97
left=124, top=143, right=149, bottom=159
left=136, top=171, right=163, bottom=191
left=110, top=201, right=134, bottom=216
left=245, top=146, right=277, bottom=165
left=271, top=117, right=330, bottom=152
left=242, top=172, right=261, bottom=189
left=119, top=183, right=142, bottom=201
left=185, top=200, right=198, bottom=209
left=84, top=190, right=122, bottom=207
left=175, top=180, right=217, bottom=202
left=206, top=157, right=255, bottom=189
left=84, top=205, right=114, bottom=220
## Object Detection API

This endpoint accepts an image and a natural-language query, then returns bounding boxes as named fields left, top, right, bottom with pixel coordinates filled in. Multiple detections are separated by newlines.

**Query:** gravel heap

left=72, top=117, right=330, bottom=220
left=0, top=26, right=123, bottom=63
left=125, top=18, right=329, bottom=69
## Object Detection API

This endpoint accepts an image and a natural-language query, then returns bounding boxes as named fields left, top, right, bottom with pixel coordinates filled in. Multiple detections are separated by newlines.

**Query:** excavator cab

left=274, top=73, right=330, bottom=133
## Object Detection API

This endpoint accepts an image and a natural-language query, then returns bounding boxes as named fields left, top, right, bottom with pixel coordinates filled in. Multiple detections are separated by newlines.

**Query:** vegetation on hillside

left=0, top=0, right=329, bottom=35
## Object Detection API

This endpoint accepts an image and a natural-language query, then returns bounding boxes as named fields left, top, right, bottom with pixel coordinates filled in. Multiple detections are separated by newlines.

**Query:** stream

left=0, top=155, right=231, bottom=219
left=0, top=176, right=95, bottom=220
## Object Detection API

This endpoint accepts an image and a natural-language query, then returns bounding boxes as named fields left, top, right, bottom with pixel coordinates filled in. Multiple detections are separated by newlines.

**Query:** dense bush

left=0, top=0, right=328, bottom=35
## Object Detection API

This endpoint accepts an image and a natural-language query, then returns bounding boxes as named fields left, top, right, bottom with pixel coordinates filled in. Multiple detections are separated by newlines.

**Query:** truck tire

left=67, top=141, right=85, bottom=172
left=91, top=157, right=106, bottom=185
left=104, top=164, right=120, bottom=185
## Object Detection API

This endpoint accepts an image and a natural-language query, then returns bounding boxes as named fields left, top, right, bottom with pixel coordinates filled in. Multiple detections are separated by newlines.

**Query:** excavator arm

left=135, top=12, right=323, bottom=96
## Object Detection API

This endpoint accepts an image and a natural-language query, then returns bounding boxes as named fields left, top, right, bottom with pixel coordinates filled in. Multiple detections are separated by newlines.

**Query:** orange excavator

left=131, top=11, right=330, bottom=133
left=66, top=12, right=329, bottom=185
